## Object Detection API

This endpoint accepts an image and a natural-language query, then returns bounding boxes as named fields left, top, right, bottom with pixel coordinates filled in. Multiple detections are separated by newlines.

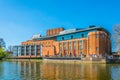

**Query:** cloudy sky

left=0, top=0, right=120, bottom=48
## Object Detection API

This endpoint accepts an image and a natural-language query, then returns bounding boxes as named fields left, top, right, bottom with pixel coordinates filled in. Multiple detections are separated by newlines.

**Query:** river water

left=0, top=60, right=120, bottom=80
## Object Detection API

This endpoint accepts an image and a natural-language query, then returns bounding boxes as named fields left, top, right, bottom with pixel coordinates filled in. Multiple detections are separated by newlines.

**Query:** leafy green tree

left=0, top=48, right=4, bottom=58
left=0, top=47, right=9, bottom=59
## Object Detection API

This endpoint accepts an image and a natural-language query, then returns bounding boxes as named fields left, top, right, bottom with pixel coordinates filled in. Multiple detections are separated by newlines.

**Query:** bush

left=0, top=48, right=9, bottom=59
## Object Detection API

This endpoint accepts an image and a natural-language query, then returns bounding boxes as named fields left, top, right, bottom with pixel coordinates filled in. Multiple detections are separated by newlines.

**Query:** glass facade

left=57, top=30, right=96, bottom=41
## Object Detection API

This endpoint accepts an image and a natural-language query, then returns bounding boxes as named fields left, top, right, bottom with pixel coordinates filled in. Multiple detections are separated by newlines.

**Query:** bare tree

left=113, top=24, right=120, bottom=54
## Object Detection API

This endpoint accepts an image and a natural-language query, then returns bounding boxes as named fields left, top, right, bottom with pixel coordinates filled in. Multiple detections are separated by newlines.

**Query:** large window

left=60, top=43, right=62, bottom=52
left=69, top=42, right=72, bottom=45
left=80, top=40, right=82, bottom=45
left=64, top=47, right=66, bottom=50
left=70, top=46, right=72, bottom=51
left=80, top=52, right=82, bottom=54
left=64, top=42, right=66, bottom=46
left=60, top=47, right=62, bottom=51
left=81, top=34, right=84, bottom=38
left=71, top=35, right=73, bottom=39
left=96, top=34, right=98, bottom=38
left=96, top=47, right=99, bottom=51
left=59, top=43, right=61, bottom=45
left=69, top=42, right=72, bottom=51
left=74, top=46, right=76, bottom=50
left=80, top=45, right=82, bottom=50
left=74, top=41, right=76, bottom=45
left=102, top=34, right=105, bottom=38
left=62, top=37, right=64, bottom=40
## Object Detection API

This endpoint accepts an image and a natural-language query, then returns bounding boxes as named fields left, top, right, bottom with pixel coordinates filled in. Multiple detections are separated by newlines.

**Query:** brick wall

left=47, top=28, right=64, bottom=36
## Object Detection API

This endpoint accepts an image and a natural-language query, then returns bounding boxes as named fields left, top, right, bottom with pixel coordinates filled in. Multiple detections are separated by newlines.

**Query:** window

left=69, top=42, right=72, bottom=45
left=76, top=41, right=78, bottom=44
left=80, top=52, right=82, bottom=54
left=74, top=41, right=76, bottom=45
left=60, top=47, right=62, bottom=51
left=96, top=34, right=98, bottom=38
left=59, top=43, right=62, bottom=47
left=62, top=37, right=64, bottom=40
left=80, top=40, right=82, bottom=44
left=74, top=46, right=76, bottom=50
left=71, top=35, right=73, bottom=39
left=102, top=34, right=105, bottom=38
left=80, top=45, right=82, bottom=50
left=69, top=42, right=72, bottom=51
left=96, top=47, right=99, bottom=51
left=81, top=34, right=84, bottom=38
left=64, top=47, right=66, bottom=50
left=70, top=46, right=72, bottom=51
left=64, top=42, right=66, bottom=46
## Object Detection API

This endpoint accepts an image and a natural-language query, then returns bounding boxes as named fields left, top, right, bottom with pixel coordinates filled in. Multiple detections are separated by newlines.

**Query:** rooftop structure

left=33, top=26, right=110, bottom=41
left=31, top=34, right=42, bottom=39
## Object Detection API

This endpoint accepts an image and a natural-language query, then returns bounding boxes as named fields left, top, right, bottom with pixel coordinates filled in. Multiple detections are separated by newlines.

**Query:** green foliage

left=0, top=47, right=9, bottom=59
left=0, top=48, right=4, bottom=58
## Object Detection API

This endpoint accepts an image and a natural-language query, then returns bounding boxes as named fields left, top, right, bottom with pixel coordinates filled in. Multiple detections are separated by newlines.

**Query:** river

left=0, top=60, right=120, bottom=80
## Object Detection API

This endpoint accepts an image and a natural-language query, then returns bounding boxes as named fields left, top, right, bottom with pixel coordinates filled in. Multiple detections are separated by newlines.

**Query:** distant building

left=0, top=38, right=6, bottom=49
left=12, top=26, right=111, bottom=58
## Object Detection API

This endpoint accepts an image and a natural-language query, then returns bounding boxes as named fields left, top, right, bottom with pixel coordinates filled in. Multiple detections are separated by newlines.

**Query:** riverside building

left=12, top=26, right=111, bottom=58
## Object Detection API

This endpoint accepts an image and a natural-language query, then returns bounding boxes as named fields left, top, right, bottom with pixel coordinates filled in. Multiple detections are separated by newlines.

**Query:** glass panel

left=96, top=47, right=99, bottom=51
left=80, top=45, right=82, bottom=50
left=96, top=34, right=98, bottom=38
left=80, top=40, right=82, bottom=45
left=56, top=30, right=96, bottom=41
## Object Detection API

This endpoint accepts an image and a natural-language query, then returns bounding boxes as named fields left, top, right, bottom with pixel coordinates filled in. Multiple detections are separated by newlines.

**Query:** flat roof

left=33, top=26, right=110, bottom=41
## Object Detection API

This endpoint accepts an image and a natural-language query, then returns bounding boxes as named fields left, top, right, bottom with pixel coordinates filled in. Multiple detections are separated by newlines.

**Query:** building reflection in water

left=18, top=61, right=42, bottom=80
left=15, top=61, right=114, bottom=80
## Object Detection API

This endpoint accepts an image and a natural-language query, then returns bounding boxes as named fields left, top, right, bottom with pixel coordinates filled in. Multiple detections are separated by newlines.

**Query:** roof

left=33, top=26, right=110, bottom=41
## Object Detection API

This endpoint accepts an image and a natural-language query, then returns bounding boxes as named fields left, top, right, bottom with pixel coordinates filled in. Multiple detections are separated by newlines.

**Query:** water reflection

left=0, top=61, right=120, bottom=80
left=19, top=61, right=42, bottom=80
left=42, top=63, right=111, bottom=80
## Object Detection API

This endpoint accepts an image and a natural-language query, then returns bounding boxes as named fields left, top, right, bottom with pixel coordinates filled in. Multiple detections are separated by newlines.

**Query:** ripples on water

left=0, top=60, right=120, bottom=80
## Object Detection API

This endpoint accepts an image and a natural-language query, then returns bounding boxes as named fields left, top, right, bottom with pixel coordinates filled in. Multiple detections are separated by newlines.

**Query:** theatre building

left=12, top=26, right=111, bottom=58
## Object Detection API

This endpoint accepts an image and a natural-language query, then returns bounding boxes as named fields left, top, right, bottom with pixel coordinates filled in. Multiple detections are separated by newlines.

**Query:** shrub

left=0, top=48, right=9, bottom=59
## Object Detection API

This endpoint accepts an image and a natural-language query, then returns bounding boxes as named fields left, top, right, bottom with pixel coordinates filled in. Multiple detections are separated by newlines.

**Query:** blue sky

left=0, top=0, right=120, bottom=48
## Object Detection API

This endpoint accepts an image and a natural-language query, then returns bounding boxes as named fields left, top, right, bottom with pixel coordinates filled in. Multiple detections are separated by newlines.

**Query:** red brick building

left=13, top=26, right=111, bottom=58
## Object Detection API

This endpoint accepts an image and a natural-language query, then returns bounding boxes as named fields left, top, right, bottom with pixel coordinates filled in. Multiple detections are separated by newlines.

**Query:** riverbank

left=7, top=58, right=107, bottom=64
left=43, top=59, right=106, bottom=64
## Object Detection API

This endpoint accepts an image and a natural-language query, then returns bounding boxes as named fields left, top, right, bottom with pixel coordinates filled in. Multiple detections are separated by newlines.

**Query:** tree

left=0, top=48, right=4, bottom=59
left=113, top=24, right=120, bottom=54
left=0, top=47, right=9, bottom=59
